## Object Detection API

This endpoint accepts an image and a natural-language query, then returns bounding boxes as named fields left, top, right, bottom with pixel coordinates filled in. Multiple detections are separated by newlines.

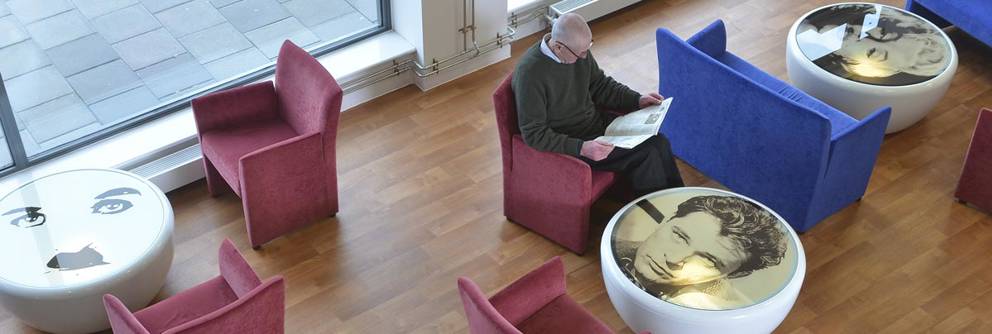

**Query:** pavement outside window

left=0, top=0, right=380, bottom=158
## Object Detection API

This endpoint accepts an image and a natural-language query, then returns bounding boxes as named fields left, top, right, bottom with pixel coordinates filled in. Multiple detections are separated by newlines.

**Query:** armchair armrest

left=488, top=257, right=567, bottom=325
left=238, top=132, right=328, bottom=246
left=103, top=294, right=151, bottom=334
left=511, top=136, right=594, bottom=201
left=218, top=239, right=262, bottom=298
left=685, top=20, right=727, bottom=58
left=192, top=81, right=279, bottom=134
left=164, top=277, right=285, bottom=334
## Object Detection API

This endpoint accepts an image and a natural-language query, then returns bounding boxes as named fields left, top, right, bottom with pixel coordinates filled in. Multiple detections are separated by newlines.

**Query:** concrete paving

left=0, top=0, right=378, bottom=158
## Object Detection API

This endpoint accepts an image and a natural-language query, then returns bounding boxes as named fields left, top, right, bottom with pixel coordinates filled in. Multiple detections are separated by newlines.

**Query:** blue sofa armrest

left=686, top=20, right=727, bottom=58
left=803, top=106, right=891, bottom=230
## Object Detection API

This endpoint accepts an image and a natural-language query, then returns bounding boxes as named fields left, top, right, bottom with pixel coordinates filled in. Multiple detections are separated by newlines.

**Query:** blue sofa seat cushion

left=714, top=52, right=857, bottom=136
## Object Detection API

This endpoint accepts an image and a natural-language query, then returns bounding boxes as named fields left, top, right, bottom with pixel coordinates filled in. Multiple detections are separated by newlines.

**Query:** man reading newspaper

left=513, top=13, right=684, bottom=196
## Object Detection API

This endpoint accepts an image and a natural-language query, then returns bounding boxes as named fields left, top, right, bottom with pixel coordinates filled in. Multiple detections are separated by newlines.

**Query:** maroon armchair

left=192, top=40, right=341, bottom=248
left=492, top=74, right=619, bottom=254
left=457, top=257, right=617, bottom=333
left=956, top=108, right=992, bottom=213
left=103, top=239, right=285, bottom=334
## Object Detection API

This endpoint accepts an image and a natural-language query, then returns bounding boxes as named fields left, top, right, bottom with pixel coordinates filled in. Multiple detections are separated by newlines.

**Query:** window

left=0, top=0, right=388, bottom=176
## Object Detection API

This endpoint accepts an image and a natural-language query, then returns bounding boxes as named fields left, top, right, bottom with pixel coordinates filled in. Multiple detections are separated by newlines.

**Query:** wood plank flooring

left=3, top=0, right=992, bottom=332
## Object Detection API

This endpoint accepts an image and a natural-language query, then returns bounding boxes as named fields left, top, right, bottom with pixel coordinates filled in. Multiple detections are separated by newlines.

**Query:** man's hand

left=638, top=92, right=664, bottom=108
left=581, top=140, right=614, bottom=161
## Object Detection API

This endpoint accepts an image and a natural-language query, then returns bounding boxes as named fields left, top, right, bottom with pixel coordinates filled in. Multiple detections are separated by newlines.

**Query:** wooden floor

left=4, top=0, right=992, bottom=332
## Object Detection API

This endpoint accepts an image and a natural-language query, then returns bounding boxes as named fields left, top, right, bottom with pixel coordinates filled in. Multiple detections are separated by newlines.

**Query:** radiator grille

left=550, top=0, right=595, bottom=15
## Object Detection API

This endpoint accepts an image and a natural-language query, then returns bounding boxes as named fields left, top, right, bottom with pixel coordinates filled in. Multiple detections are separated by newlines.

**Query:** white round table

left=601, top=187, right=805, bottom=334
left=786, top=2, right=957, bottom=133
left=0, top=169, right=174, bottom=334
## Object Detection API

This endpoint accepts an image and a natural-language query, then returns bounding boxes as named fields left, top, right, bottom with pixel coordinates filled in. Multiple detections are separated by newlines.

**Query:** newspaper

left=594, top=97, right=673, bottom=149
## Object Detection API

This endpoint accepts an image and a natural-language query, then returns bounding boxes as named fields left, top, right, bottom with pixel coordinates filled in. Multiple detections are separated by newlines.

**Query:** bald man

left=513, top=13, right=684, bottom=196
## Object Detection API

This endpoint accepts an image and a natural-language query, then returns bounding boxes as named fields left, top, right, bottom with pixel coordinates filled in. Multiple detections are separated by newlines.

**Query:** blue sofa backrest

left=657, top=20, right=833, bottom=224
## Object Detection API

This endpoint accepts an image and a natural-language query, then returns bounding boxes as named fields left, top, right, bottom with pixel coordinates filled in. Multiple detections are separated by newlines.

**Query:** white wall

left=391, top=0, right=511, bottom=91
left=390, top=0, right=427, bottom=64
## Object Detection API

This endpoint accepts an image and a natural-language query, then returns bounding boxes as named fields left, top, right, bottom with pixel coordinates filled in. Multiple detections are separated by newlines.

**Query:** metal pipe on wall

left=341, top=25, right=515, bottom=93
left=341, top=0, right=556, bottom=93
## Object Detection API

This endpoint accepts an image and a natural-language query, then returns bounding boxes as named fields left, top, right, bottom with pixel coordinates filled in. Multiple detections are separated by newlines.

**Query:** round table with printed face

left=600, top=187, right=805, bottom=334
left=0, top=169, right=174, bottom=334
left=786, top=2, right=957, bottom=133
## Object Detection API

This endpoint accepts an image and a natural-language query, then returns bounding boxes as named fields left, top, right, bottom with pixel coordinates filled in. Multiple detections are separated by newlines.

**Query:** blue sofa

left=907, top=0, right=992, bottom=48
left=656, top=20, right=891, bottom=232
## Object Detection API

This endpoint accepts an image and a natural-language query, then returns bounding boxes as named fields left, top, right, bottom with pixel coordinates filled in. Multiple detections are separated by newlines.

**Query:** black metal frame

left=0, top=1, right=392, bottom=178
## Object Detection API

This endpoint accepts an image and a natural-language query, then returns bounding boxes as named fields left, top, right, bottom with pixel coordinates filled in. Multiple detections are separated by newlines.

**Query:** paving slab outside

left=0, top=0, right=379, bottom=165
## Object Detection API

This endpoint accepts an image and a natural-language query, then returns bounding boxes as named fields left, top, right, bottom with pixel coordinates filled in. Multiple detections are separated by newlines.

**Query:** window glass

left=0, top=0, right=384, bottom=160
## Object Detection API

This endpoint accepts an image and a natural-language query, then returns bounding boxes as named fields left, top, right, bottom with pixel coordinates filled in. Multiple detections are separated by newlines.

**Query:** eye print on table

left=46, top=244, right=109, bottom=271
left=91, top=187, right=141, bottom=215
left=4, top=207, right=46, bottom=228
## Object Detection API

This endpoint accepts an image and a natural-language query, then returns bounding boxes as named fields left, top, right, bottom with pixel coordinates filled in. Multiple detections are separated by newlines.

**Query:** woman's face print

left=0, top=170, right=166, bottom=287
left=832, top=16, right=948, bottom=78
left=91, top=188, right=141, bottom=215
left=797, top=4, right=951, bottom=86
left=4, top=206, right=46, bottom=228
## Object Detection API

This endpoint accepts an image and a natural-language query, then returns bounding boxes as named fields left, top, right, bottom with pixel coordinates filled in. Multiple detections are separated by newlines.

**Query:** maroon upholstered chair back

left=274, top=40, right=341, bottom=208
left=166, top=278, right=285, bottom=334
left=457, top=278, right=523, bottom=334
left=218, top=239, right=262, bottom=297
left=487, top=257, right=566, bottom=325
left=275, top=40, right=342, bottom=137
left=103, top=239, right=286, bottom=334
left=956, top=108, right=992, bottom=211
left=492, top=74, right=518, bottom=173
left=966, top=108, right=992, bottom=165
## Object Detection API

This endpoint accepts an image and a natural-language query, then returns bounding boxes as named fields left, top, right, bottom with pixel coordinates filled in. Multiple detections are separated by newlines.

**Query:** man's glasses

left=556, top=40, right=594, bottom=59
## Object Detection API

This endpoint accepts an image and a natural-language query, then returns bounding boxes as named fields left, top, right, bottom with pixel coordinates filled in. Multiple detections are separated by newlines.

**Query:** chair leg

left=203, top=157, right=230, bottom=197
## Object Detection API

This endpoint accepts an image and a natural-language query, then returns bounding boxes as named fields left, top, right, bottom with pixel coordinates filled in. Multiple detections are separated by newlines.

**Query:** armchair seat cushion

left=134, top=276, right=239, bottom=334
left=516, top=295, right=613, bottom=334
left=200, top=120, right=298, bottom=194
left=590, top=170, right=618, bottom=199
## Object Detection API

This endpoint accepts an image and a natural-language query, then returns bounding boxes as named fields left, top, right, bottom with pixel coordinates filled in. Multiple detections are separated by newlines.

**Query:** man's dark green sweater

left=512, top=42, right=642, bottom=157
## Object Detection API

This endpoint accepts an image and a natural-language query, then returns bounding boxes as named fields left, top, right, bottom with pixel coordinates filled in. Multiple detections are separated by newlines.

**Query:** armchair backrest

left=960, top=108, right=992, bottom=180
left=972, top=108, right=992, bottom=153
left=487, top=256, right=567, bottom=325
left=104, top=294, right=153, bottom=334
left=457, top=257, right=569, bottom=334
left=492, top=74, right=518, bottom=173
left=165, top=277, right=285, bottom=334
left=656, top=20, right=832, bottom=224
left=218, top=239, right=262, bottom=297
left=275, top=40, right=342, bottom=204
left=457, top=278, right=523, bottom=334
left=275, top=40, right=342, bottom=138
